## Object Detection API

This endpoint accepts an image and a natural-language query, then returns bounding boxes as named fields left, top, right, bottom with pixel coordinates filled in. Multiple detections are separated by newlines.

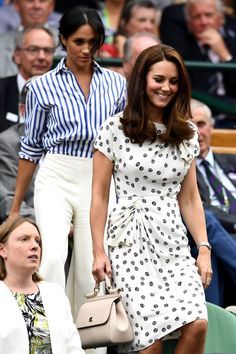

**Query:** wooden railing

left=211, top=129, right=236, bottom=154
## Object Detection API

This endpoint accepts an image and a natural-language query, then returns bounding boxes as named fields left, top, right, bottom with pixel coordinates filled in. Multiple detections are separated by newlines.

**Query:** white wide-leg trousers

left=34, top=153, right=96, bottom=316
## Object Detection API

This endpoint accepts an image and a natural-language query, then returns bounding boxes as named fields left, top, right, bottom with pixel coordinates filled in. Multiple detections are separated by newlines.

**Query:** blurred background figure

left=190, top=98, right=236, bottom=236
left=160, top=0, right=236, bottom=127
left=123, top=31, right=160, bottom=80
left=96, top=0, right=125, bottom=74
left=0, top=0, right=58, bottom=78
left=0, top=25, right=55, bottom=132
left=0, top=78, right=38, bottom=224
left=190, top=98, right=236, bottom=307
left=0, top=0, right=61, bottom=34
left=98, top=0, right=125, bottom=45
left=115, top=0, right=160, bottom=57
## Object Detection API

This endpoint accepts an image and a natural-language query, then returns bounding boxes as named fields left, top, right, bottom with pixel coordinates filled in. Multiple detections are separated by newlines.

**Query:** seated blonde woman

left=0, top=215, right=84, bottom=354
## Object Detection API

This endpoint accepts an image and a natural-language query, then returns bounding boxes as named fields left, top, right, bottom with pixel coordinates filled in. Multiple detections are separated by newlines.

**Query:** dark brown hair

left=118, top=0, right=157, bottom=36
left=59, top=6, right=105, bottom=53
left=0, top=215, right=42, bottom=282
left=121, top=43, right=194, bottom=145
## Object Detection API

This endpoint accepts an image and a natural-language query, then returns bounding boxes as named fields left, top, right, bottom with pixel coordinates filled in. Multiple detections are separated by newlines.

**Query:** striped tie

left=201, top=159, right=236, bottom=214
left=202, top=45, right=219, bottom=95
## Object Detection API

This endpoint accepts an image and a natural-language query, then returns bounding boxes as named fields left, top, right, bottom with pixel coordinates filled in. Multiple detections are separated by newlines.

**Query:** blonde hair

left=0, top=215, right=42, bottom=282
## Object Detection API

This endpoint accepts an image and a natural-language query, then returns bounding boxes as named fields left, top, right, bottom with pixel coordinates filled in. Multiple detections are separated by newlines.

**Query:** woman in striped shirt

left=10, top=6, right=126, bottom=326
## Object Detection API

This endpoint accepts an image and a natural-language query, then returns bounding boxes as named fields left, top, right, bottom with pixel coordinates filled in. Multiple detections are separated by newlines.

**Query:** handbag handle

left=86, top=275, right=120, bottom=299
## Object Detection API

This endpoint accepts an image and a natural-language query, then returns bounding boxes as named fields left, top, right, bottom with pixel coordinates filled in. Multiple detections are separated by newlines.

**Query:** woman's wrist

left=197, top=241, right=212, bottom=251
left=93, top=246, right=106, bottom=256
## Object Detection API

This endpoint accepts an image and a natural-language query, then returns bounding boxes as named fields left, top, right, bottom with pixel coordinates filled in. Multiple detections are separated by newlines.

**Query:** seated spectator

left=115, top=0, right=159, bottom=57
left=160, top=0, right=236, bottom=127
left=0, top=0, right=58, bottom=78
left=190, top=98, right=236, bottom=235
left=0, top=214, right=84, bottom=353
left=98, top=0, right=125, bottom=45
left=0, top=25, right=55, bottom=132
left=0, top=0, right=61, bottom=34
left=123, top=31, right=160, bottom=80
left=0, top=78, right=37, bottom=223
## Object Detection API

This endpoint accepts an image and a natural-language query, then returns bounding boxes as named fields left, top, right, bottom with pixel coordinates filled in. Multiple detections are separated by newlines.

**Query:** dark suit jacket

left=196, top=152, right=236, bottom=233
left=0, top=123, right=36, bottom=222
left=160, top=4, right=236, bottom=98
left=0, top=75, right=18, bottom=133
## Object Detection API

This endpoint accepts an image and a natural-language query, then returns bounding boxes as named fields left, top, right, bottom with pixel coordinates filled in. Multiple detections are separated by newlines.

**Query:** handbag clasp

left=85, top=275, right=120, bottom=299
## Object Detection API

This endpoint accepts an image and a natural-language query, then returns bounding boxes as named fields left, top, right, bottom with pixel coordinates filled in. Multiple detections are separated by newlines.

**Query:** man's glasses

left=18, top=46, right=55, bottom=56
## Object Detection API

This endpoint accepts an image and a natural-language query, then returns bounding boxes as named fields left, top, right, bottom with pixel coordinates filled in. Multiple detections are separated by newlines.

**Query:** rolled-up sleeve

left=19, top=88, right=48, bottom=164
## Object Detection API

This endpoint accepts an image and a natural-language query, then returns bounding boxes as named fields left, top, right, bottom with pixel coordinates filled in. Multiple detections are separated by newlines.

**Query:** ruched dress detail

left=94, top=114, right=207, bottom=353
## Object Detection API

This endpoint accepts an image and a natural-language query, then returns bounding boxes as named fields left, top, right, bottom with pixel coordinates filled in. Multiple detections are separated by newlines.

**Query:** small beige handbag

left=76, top=276, right=133, bottom=349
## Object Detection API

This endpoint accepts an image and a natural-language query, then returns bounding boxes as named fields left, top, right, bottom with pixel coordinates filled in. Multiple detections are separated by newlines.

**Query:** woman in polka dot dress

left=90, top=44, right=212, bottom=354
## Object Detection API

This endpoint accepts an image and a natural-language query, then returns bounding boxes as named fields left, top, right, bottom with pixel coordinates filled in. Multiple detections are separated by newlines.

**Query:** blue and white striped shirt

left=20, top=58, right=126, bottom=163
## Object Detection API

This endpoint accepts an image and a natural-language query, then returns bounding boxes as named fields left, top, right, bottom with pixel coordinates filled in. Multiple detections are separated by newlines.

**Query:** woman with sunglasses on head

left=10, top=6, right=126, bottom=323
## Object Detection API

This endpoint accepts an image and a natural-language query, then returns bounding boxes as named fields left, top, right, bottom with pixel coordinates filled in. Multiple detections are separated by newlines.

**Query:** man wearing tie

left=160, top=0, right=236, bottom=127
left=190, top=98, right=236, bottom=236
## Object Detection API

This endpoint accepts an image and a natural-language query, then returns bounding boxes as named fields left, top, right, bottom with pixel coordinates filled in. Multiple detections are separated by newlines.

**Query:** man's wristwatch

left=197, top=241, right=212, bottom=251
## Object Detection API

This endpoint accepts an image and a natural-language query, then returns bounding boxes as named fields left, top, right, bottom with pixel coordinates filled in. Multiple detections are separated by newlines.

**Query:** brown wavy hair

left=0, top=215, right=42, bottom=282
left=120, top=44, right=194, bottom=144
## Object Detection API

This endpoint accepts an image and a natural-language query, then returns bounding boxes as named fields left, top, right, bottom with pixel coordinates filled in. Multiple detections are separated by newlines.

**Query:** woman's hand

left=92, top=251, right=112, bottom=283
left=196, top=248, right=213, bottom=289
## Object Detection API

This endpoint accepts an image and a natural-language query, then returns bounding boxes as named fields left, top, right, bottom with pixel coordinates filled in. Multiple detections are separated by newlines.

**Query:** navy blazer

left=196, top=152, right=236, bottom=233
left=0, top=75, right=18, bottom=133
left=160, top=3, right=236, bottom=98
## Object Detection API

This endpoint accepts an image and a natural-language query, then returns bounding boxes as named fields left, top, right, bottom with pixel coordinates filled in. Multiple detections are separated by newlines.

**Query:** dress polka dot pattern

left=94, top=114, right=207, bottom=353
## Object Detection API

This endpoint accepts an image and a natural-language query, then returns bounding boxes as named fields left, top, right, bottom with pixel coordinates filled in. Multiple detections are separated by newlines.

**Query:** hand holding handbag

left=76, top=275, right=133, bottom=349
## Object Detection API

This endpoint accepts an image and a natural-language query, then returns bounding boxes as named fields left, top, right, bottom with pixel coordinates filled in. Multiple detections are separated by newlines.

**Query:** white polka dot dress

left=94, top=114, right=207, bottom=353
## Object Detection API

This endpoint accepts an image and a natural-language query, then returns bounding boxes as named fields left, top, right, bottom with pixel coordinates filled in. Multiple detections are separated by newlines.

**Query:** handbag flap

left=76, top=293, right=121, bottom=329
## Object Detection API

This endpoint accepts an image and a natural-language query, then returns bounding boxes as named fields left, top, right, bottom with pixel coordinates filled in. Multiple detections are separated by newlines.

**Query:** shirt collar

left=196, top=148, right=214, bottom=168
left=55, top=57, right=103, bottom=75
left=17, top=72, right=26, bottom=94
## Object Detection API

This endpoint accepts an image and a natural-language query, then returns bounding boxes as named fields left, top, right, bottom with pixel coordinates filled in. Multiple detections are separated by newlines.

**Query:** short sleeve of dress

left=94, top=115, right=120, bottom=161
left=178, top=121, right=200, bottom=165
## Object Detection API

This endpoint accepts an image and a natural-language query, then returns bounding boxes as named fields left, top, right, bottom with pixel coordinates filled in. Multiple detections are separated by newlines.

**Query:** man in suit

left=0, top=1, right=61, bottom=34
left=190, top=98, right=236, bottom=306
left=0, top=80, right=36, bottom=223
left=0, top=25, right=55, bottom=133
left=190, top=98, right=236, bottom=235
left=0, top=0, right=57, bottom=78
left=160, top=0, right=236, bottom=121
